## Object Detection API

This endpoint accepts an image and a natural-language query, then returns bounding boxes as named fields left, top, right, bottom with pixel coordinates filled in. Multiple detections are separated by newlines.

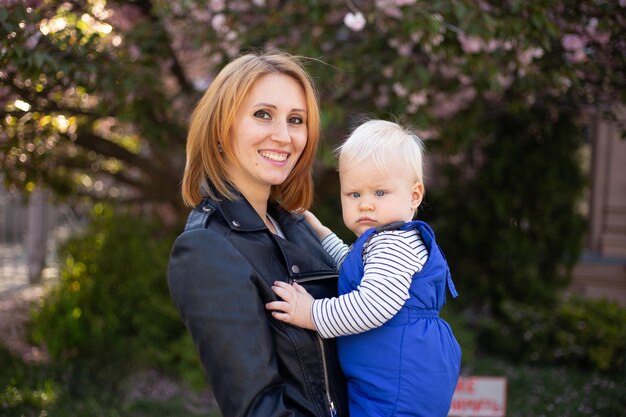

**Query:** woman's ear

left=411, top=182, right=425, bottom=212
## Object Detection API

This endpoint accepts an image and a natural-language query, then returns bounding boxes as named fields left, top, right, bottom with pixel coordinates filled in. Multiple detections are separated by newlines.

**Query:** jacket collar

left=205, top=188, right=293, bottom=233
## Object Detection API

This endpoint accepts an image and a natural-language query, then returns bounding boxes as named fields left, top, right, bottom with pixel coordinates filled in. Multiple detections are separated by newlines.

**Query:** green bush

left=440, top=307, right=477, bottom=366
left=30, top=205, right=204, bottom=386
left=480, top=296, right=626, bottom=371
left=0, top=345, right=59, bottom=415
left=426, top=107, right=586, bottom=313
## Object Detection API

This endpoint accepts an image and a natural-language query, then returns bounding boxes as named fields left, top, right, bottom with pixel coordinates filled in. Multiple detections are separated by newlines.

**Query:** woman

left=168, top=51, right=349, bottom=417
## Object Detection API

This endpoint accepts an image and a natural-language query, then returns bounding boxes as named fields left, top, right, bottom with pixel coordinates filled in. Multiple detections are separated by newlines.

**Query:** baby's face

left=339, top=154, right=423, bottom=237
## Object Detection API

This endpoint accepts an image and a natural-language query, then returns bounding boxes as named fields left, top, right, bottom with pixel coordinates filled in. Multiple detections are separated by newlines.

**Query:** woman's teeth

left=259, top=151, right=287, bottom=162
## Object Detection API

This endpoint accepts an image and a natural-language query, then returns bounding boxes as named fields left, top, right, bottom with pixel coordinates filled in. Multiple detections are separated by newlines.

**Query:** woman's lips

left=259, top=150, right=289, bottom=162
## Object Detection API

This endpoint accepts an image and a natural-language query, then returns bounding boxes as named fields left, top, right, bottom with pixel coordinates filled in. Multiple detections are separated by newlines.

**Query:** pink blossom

left=375, top=1, right=402, bottom=19
left=430, top=88, right=476, bottom=119
left=569, top=49, right=587, bottom=63
left=211, top=14, right=227, bottom=33
left=586, top=18, right=598, bottom=32
left=561, top=34, right=586, bottom=51
left=193, top=9, right=212, bottom=23
left=375, top=94, right=390, bottom=108
left=409, top=91, right=427, bottom=107
left=129, top=44, right=141, bottom=60
left=484, top=39, right=499, bottom=52
left=518, top=47, right=544, bottom=66
left=415, top=129, right=438, bottom=140
left=431, top=34, right=444, bottom=46
left=477, top=0, right=492, bottom=12
left=459, top=75, right=472, bottom=85
left=591, top=31, right=611, bottom=45
left=458, top=33, right=482, bottom=54
left=210, top=0, right=225, bottom=12
left=438, top=64, right=459, bottom=79
left=24, top=32, right=40, bottom=50
left=496, top=73, right=513, bottom=89
left=108, top=4, right=143, bottom=32
left=343, top=12, right=366, bottom=32
left=0, top=0, right=41, bottom=7
left=411, top=31, right=423, bottom=43
left=398, top=43, right=412, bottom=57
left=558, top=76, right=572, bottom=92
left=392, top=82, right=408, bottom=97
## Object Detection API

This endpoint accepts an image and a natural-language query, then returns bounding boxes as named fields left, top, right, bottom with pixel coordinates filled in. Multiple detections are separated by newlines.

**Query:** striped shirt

left=312, top=229, right=429, bottom=339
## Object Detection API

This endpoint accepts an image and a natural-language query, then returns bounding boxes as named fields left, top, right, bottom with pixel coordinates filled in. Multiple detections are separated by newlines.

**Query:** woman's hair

left=182, top=51, right=320, bottom=211
left=336, top=119, right=425, bottom=185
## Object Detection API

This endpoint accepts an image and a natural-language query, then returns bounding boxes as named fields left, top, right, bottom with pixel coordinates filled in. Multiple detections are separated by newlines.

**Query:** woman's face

left=226, top=73, right=308, bottom=200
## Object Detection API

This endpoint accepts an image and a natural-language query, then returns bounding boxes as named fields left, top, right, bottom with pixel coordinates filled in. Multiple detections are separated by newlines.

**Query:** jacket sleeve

left=168, top=228, right=297, bottom=417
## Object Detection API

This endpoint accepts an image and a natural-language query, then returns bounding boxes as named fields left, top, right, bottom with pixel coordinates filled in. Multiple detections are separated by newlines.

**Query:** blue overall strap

left=437, top=244, right=459, bottom=299
left=446, top=266, right=459, bottom=298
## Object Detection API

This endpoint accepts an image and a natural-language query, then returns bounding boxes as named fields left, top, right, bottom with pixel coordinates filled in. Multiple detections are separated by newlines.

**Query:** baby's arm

left=304, top=211, right=350, bottom=268
left=303, top=210, right=332, bottom=240
left=266, top=281, right=316, bottom=330
left=313, top=231, right=428, bottom=338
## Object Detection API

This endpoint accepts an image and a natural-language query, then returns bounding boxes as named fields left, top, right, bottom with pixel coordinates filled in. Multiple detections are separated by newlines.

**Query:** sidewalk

left=0, top=241, right=55, bottom=363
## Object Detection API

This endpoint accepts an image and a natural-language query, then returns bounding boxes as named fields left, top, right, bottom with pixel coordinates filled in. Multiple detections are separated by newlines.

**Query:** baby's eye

left=374, top=190, right=386, bottom=197
left=350, top=192, right=361, bottom=198
left=254, top=110, right=271, bottom=120
left=288, top=115, right=304, bottom=125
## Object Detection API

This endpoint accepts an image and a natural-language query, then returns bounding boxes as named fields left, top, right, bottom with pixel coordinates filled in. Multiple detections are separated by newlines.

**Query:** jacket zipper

left=291, top=274, right=338, bottom=284
left=290, top=275, right=339, bottom=416
left=317, top=334, right=337, bottom=417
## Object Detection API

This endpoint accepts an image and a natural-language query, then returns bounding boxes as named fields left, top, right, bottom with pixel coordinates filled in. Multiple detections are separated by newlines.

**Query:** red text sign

left=448, top=376, right=507, bottom=417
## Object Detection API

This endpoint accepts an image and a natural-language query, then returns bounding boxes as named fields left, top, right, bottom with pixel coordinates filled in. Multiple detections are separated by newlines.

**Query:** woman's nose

left=271, top=121, right=291, bottom=144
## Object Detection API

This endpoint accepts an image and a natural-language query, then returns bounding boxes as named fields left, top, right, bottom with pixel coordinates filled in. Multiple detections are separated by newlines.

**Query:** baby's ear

left=411, top=182, right=425, bottom=210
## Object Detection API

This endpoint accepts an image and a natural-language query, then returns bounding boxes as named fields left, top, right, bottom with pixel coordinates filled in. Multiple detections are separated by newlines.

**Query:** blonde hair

left=336, top=119, right=425, bottom=185
left=182, top=51, right=320, bottom=211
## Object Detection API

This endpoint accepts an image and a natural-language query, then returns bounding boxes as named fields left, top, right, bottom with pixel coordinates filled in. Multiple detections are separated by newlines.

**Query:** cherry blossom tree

left=2, top=0, right=625, bottom=307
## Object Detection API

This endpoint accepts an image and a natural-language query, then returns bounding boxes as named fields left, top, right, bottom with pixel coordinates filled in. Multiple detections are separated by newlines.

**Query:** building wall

left=569, top=107, right=626, bottom=306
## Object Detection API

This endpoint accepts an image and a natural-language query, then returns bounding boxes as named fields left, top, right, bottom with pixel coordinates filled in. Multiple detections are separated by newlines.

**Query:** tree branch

left=133, top=0, right=195, bottom=94
left=68, top=130, right=162, bottom=180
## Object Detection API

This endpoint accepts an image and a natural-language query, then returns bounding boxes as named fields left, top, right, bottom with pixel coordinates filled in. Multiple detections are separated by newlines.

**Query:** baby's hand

left=303, top=210, right=332, bottom=240
left=266, top=281, right=316, bottom=330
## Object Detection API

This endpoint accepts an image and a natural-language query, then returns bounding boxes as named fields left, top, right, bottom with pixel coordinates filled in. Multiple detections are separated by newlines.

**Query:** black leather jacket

left=168, top=194, right=349, bottom=417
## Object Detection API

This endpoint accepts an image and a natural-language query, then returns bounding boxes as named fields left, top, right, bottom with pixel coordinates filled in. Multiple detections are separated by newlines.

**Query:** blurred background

left=1, top=1, right=625, bottom=416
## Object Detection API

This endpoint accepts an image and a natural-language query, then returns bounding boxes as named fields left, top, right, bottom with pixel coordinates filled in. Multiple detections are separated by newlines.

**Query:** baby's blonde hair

left=336, top=120, right=425, bottom=184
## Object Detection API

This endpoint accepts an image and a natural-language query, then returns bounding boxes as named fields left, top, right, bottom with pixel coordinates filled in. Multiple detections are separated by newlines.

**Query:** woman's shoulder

left=183, top=199, right=220, bottom=232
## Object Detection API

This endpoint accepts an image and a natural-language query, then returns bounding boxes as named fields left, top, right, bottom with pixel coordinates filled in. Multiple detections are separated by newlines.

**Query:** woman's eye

left=254, top=110, right=271, bottom=120
left=289, top=116, right=304, bottom=125
left=375, top=190, right=386, bottom=197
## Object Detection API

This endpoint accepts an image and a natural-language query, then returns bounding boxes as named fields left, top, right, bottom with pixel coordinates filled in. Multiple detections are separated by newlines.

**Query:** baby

left=267, top=119, right=461, bottom=417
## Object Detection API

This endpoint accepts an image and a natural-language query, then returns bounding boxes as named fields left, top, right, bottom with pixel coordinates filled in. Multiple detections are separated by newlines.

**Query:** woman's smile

left=259, top=149, right=290, bottom=163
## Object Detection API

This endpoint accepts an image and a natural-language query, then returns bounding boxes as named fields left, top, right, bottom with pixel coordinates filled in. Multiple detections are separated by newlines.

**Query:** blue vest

left=337, top=220, right=461, bottom=417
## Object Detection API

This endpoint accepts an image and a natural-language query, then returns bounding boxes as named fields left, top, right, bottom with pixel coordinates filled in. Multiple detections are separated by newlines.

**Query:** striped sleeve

left=320, top=233, right=350, bottom=269
left=312, top=229, right=429, bottom=339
